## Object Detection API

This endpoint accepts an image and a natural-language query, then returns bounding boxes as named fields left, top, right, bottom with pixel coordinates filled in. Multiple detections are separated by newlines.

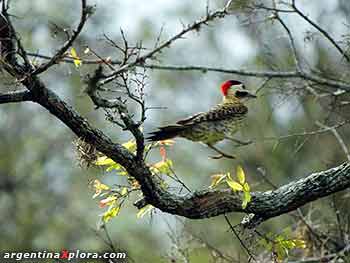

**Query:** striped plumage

left=147, top=80, right=256, bottom=146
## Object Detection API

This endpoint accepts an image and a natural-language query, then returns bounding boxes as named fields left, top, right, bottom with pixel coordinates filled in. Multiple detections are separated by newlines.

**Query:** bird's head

left=220, top=80, right=257, bottom=103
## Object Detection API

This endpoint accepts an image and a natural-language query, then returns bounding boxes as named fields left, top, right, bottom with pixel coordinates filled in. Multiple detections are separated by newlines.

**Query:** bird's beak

left=246, top=91, right=257, bottom=98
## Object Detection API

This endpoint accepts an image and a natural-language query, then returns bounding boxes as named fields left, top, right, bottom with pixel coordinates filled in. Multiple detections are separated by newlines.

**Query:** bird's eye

left=235, top=90, right=248, bottom=97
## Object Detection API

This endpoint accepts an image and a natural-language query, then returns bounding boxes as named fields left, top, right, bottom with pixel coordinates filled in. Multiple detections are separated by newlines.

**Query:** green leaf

left=70, top=47, right=82, bottom=68
left=275, top=243, right=288, bottom=260
left=105, top=163, right=123, bottom=171
left=226, top=177, right=243, bottom=191
left=282, top=240, right=296, bottom=250
left=95, top=156, right=128, bottom=175
left=150, top=159, right=173, bottom=175
left=242, top=190, right=252, bottom=209
left=92, top=179, right=110, bottom=198
left=137, top=204, right=154, bottom=218
left=209, top=173, right=227, bottom=188
left=236, top=165, right=245, bottom=184
left=293, top=239, right=306, bottom=249
left=102, top=206, right=120, bottom=223
left=120, top=187, right=128, bottom=196
left=95, top=156, right=116, bottom=166
left=122, top=140, right=137, bottom=153
left=243, top=182, right=250, bottom=192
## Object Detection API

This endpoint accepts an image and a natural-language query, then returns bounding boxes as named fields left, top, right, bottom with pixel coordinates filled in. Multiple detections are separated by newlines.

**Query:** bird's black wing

left=177, top=103, right=247, bottom=125
left=176, top=112, right=204, bottom=125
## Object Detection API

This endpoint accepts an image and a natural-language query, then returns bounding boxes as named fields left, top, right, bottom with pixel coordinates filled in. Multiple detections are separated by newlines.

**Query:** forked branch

left=0, top=0, right=349, bottom=230
left=33, top=0, right=90, bottom=74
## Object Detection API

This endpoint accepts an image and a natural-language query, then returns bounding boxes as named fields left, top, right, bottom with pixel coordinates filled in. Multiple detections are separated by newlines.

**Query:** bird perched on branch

left=147, top=80, right=256, bottom=158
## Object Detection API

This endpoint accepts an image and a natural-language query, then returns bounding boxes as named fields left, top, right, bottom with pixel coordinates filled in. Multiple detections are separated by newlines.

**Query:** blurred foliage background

left=0, top=0, right=349, bottom=262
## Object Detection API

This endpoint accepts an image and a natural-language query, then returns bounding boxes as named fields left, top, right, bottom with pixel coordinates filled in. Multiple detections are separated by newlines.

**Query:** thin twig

left=275, top=13, right=302, bottom=71
left=25, top=52, right=350, bottom=91
left=224, top=215, right=256, bottom=261
left=316, top=121, right=350, bottom=162
left=262, top=121, right=348, bottom=141
left=252, top=4, right=294, bottom=13
left=99, top=0, right=233, bottom=86
left=0, top=90, right=32, bottom=104
left=190, top=231, right=240, bottom=262
left=33, top=0, right=89, bottom=74
left=146, top=64, right=350, bottom=91
left=291, top=0, right=350, bottom=62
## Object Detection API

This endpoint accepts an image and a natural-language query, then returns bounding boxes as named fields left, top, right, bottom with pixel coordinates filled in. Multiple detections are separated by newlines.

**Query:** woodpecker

left=147, top=80, right=256, bottom=157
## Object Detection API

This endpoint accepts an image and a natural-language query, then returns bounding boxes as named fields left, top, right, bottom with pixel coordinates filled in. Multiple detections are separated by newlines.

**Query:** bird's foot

left=209, top=153, right=236, bottom=159
left=225, top=137, right=252, bottom=146
left=207, top=144, right=236, bottom=160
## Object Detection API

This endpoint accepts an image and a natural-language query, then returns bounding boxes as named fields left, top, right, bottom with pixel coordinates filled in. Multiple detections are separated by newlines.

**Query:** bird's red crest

left=220, top=80, right=242, bottom=96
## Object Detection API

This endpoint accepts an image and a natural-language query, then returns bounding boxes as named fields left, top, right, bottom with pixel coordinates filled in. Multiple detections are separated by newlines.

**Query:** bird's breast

left=181, top=117, right=245, bottom=144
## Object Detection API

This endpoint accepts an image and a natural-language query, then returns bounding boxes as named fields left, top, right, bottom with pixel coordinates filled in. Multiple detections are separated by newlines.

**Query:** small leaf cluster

left=210, top=165, right=252, bottom=209
left=259, top=228, right=306, bottom=262
left=92, top=179, right=129, bottom=223
left=93, top=139, right=174, bottom=224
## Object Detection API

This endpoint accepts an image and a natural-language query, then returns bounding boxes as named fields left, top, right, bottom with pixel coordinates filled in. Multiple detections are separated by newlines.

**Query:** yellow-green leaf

left=242, top=190, right=251, bottom=209
left=95, top=156, right=128, bottom=174
left=282, top=240, right=296, bottom=250
left=293, top=239, right=306, bottom=248
left=70, top=47, right=82, bottom=68
left=226, top=178, right=243, bottom=191
left=95, top=156, right=116, bottom=166
left=209, top=173, right=227, bottom=189
left=121, top=187, right=128, bottom=196
left=243, top=182, right=250, bottom=192
left=92, top=179, right=110, bottom=198
left=275, top=244, right=288, bottom=260
left=236, top=165, right=245, bottom=185
left=93, top=179, right=110, bottom=191
left=137, top=204, right=154, bottom=218
left=123, top=140, right=137, bottom=153
left=117, top=169, right=129, bottom=176
left=105, top=163, right=123, bottom=172
left=258, top=233, right=306, bottom=262
left=102, top=206, right=120, bottom=223
left=150, top=159, right=173, bottom=175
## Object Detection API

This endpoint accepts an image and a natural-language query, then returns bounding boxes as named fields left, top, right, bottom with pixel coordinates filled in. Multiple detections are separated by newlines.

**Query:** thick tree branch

left=1, top=0, right=350, bottom=231
left=17, top=72, right=350, bottom=227
left=159, top=162, right=350, bottom=226
left=0, top=8, right=24, bottom=76
left=20, top=74, right=168, bottom=209
left=0, top=90, right=32, bottom=104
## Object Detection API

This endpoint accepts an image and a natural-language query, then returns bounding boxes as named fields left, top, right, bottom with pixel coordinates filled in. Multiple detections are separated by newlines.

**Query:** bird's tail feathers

left=147, top=125, right=186, bottom=142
